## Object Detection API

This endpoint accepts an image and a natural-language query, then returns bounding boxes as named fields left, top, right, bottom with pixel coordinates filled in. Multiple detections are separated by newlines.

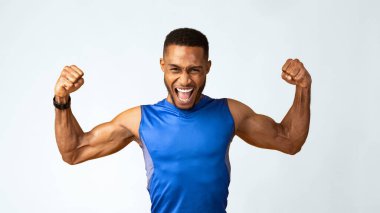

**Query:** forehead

left=164, top=45, right=206, bottom=65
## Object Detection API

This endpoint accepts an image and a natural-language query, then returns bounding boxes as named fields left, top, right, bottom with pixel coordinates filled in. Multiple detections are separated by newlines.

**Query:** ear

left=160, top=58, right=165, bottom=72
left=206, top=60, right=212, bottom=74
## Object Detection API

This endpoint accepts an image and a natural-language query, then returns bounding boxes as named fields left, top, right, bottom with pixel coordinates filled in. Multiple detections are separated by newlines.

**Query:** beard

left=164, top=77, right=206, bottom=110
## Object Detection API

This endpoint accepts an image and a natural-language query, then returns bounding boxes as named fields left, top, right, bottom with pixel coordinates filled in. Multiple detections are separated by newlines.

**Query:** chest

left=140, top=108, right=234, bottom=162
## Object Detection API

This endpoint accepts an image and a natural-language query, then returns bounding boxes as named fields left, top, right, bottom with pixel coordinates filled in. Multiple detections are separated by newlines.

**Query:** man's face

left=160, top=45, right=211, bottom=110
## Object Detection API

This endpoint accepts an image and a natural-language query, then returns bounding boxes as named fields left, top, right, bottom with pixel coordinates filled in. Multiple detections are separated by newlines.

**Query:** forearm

left=280, top=85, right=311, bottom=152
left=54, top=96, right=84, bottom=157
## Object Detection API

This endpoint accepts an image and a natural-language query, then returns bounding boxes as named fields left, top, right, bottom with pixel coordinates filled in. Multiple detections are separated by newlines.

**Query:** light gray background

left=0, top=0, right=379, bottom=212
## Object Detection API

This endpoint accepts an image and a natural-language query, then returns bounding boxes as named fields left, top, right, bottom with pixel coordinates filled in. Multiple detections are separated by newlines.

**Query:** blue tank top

left=139, top=95, right=235, bottom=213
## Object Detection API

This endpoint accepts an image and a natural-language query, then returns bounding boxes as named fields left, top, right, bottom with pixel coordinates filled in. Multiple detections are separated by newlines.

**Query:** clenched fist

left=281, top=59, right=312, bottom=88
left=54, top=65, right=84, bottom=99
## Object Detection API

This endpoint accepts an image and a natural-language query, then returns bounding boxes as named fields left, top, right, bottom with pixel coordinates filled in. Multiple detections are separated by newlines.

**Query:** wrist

left=53, top=95, right=71, bottom=110
left=296, top=80, right=312, bottom=89
left=54, top=95, right=70, bottom=104
left=296, top=85, right=311, bottom=89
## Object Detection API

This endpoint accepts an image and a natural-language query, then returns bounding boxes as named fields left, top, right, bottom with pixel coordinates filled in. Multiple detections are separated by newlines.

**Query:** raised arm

left=228, top=59, right=311, bottom=155
left=54, top=65, right=140, bottom=165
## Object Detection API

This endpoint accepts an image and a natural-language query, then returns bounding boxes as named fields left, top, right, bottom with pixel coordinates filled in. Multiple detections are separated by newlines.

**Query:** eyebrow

left=168, top=64, right=203, bottom=69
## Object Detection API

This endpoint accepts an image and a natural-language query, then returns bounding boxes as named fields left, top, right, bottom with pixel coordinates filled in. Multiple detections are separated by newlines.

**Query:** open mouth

left=175, top=87, right=194, bottom=104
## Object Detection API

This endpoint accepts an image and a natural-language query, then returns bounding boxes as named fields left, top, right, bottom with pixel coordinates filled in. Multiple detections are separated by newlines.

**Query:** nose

left=178, top=71, right=191, bottom=86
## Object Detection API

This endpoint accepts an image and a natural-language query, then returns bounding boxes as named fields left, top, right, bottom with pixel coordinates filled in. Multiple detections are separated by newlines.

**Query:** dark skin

left=54, top=45, right=311, bottom=165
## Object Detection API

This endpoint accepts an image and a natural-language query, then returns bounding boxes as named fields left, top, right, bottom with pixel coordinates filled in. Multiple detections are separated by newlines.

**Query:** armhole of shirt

left=223, top=98, right=236, bottom=137
left=138, top=105, right=145, bottom=143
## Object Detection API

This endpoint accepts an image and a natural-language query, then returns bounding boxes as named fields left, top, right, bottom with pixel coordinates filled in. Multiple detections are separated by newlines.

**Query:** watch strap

left=53, top=96, right=71, bottom=110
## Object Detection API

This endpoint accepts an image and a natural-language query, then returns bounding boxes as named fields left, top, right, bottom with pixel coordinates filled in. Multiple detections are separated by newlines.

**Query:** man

left=54, top=28, right=311, bottom=213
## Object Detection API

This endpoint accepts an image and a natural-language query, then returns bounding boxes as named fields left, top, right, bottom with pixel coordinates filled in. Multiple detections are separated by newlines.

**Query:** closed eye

left=170, top=68, right=180, bottom=72
left=190, top=68, right=200, bottom=73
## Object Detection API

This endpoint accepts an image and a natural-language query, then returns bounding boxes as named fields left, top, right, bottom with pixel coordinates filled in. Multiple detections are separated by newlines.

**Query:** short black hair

left=163, top=28, right=209, bottom=59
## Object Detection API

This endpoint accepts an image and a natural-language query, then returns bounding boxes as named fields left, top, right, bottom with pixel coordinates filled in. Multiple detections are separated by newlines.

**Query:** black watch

left=53, top=96, right=71, bottom=110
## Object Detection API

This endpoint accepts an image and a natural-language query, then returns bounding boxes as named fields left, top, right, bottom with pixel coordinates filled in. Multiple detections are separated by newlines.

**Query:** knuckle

left=61, top=69, right=68, bottom=75
left=70, top=71, right=80, bottom=78
left=59, top=75, right=68, bottom=82
left=65, top=74, right=73, bottom=80
left=71, top=71, right=79, bottom=78
left=66, top=77, right=74, bottom=84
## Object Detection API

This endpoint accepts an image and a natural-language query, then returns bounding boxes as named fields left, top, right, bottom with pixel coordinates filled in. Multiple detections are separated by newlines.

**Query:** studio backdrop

left=0, top=0, right=379, bottom=212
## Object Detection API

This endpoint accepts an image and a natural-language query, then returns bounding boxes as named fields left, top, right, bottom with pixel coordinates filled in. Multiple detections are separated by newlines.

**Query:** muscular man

left=54, top=28, right=311, bottom=213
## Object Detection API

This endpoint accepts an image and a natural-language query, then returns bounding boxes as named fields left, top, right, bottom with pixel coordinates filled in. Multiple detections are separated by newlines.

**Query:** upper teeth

left=177, top=88, right=193, bottom=92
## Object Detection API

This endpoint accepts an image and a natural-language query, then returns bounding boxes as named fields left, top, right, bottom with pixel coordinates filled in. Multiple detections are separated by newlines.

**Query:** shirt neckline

left=162, top=94, right=211, bottom=114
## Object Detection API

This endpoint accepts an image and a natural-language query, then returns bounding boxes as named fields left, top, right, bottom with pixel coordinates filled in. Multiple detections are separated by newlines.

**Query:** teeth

left=177, top=88, right=193, bottom=93
left=179, top=97, right=190, bottom=102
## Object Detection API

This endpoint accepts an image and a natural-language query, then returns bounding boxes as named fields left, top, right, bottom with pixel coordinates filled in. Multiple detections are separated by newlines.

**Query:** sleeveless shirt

left=139, top=95, right=235, bottom=213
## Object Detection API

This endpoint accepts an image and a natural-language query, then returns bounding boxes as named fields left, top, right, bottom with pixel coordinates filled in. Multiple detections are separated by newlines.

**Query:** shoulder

left=112, top=106, right=142, bottom=140
left=226, top=98, right=256, bottom=130
left=113, top=106, right=141, bottom=123
left=226, top=98, right=255, bottom=115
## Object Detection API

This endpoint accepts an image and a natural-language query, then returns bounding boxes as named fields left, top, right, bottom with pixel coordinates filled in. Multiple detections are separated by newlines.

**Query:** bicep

left=228, top=99, right=290, bottom=153
left=79, top=119, right=133, bottom=148
left=68, top=108, right=139, bottom=165
left=72, top=139, right=133, bottom=165
left=237, top=113, right=288, bottom=151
